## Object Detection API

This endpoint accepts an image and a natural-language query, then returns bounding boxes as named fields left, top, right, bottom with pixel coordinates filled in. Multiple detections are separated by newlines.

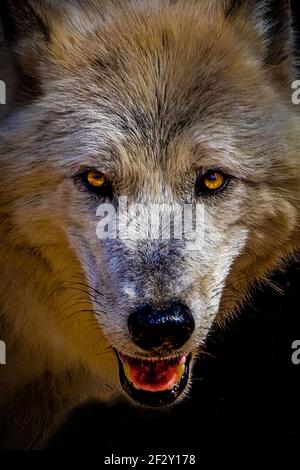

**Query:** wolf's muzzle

left=128, top=302, right=195, bottom=352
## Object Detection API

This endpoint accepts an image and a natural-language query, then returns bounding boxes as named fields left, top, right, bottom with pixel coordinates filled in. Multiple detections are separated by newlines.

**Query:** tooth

left=124, top=363, right=132, bottom=382
left=176, top=364, right=185, bottom=380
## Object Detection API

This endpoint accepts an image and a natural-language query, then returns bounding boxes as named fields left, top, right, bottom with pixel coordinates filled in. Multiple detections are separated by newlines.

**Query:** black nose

left=128, top=302, right=195, bottom=352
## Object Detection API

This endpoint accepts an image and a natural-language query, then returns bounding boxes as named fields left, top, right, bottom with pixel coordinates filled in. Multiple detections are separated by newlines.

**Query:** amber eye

left=196, top=170, right=229, bottom=195
left=86, top=170, right=106, bottom=188
left=77, top=170, right=113, bottom=198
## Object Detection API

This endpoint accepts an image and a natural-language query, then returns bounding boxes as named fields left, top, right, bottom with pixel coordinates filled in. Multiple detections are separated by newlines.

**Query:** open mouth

left=117, top=352, right=192, bottom=406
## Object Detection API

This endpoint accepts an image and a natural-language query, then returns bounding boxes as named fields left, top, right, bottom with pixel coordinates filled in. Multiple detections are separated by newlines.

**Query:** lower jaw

left=117, top=353, right=192, bottom=407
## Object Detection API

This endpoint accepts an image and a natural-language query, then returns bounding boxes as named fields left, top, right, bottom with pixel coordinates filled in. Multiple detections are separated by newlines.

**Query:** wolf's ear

left=0, top=0, right=95, bottom=103
left=0, top=0, right=74, bottom=43
left=0, top=0, right=93, bottom=67
left=220, top=0, right=294, bottom=78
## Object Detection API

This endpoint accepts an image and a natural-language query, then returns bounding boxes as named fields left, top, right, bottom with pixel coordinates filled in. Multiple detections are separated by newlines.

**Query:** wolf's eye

left=86, top=170, right=106, bottom=188
left=196, top=170, right=229, bottom=195
left=79, top=170, right=113, bottom=198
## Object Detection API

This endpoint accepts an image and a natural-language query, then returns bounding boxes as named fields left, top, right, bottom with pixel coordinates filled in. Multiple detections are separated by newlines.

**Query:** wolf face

left=0, top=0, right=299, bottom=412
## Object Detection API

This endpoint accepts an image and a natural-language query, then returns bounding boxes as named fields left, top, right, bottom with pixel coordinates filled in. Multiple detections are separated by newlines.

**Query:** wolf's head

left=0, top=0, right=299, bottom=406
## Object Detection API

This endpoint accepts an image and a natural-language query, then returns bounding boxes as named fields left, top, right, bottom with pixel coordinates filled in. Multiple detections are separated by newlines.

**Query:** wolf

left=0, top=0, right=299, bottom=449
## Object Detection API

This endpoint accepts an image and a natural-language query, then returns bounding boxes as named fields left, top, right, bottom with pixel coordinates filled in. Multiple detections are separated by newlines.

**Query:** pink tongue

left=130, top=361, right=179, bottom=392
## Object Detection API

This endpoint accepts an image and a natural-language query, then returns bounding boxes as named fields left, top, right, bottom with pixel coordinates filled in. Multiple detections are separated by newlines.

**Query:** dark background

left=49, top=3, right=300, bottom=455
